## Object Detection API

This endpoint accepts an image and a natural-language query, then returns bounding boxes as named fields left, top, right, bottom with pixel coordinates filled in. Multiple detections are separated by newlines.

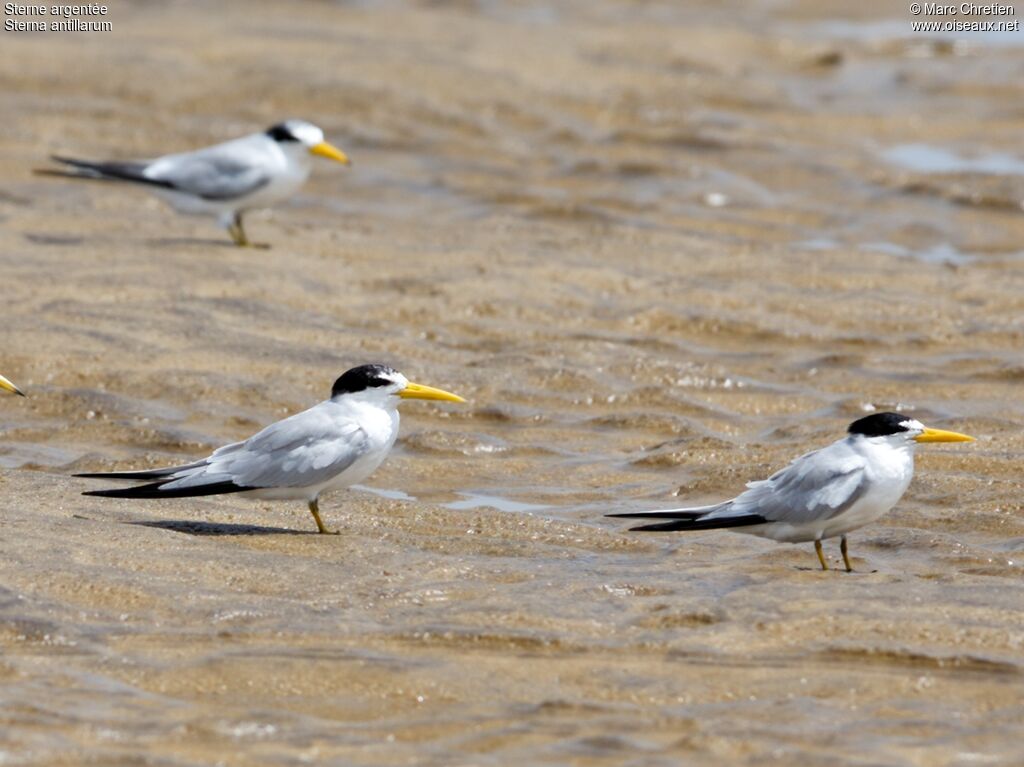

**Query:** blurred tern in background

left=609, top=413, right=974, bottom=571
left=77, top=365, right=464, bottom=534
left=41, top=119, right=350, bottom=246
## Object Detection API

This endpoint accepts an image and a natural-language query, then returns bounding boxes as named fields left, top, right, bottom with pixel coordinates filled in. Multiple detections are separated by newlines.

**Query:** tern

left=76, top=365, right=464, bottom=534
left=0, top=374, right=25, bottom=396
left=41, top=119, right=350, bottom=246
left=608, top=413, right=974, bottom=571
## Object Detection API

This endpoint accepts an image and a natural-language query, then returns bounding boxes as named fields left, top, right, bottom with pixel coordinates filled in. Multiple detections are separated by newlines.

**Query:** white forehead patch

left=286, top=120, right=324, bottom=146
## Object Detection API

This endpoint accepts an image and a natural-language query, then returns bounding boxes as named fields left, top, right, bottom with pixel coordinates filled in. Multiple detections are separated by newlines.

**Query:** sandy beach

left=1, top=1, right=1023, bottom=764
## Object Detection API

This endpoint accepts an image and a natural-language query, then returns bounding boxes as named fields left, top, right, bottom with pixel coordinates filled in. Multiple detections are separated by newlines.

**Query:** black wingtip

left=606, top=511, right=659, bottom=519
left=626, top=514, right=770, bottom=533
left=80, top=487, right=173, bottom=498
left=36, top=157, right=105, bottom=181
left=80, top=479, right=249, bottom=500
left=627, top=520, right=692, bottom=533
left=48, top=155, right=94, bottom=170
left=605, top=509, right=707, bottom=520
left=82, top=488, right=139, bottom=498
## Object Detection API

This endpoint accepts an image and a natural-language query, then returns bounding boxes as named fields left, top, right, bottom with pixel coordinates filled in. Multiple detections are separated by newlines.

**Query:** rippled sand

left=1, top=1, right=1023, bottom=764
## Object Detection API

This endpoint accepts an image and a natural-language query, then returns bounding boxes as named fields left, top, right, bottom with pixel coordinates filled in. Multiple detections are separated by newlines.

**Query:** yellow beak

left=399, top=381, right=465, bottom=403
left=915, top=426, right=974, bottom=443
left=309, top=141, right=351, bottom=165
left=0, top=373, right=25, bottom=397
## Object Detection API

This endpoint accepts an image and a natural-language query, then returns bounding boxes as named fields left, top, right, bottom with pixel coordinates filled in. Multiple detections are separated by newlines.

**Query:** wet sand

left=1, top=1, right=1023, bottom=764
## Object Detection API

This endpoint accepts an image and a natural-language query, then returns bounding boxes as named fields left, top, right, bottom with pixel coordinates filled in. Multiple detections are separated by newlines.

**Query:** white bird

left=41, top=119, right=350, bottom=246
left=76, top=364, right=464, bottom=534
left=608, top=413, right=974, bottom=571
left=0, top=374, right=24, bottom=397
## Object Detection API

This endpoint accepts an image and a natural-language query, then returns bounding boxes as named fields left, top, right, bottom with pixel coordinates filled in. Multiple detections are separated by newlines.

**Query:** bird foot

left=229, top=235, right=270, bottom=249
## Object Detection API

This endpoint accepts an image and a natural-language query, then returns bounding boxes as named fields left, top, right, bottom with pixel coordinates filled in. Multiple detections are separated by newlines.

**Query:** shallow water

left=1, top=1, right=1023, bottom=764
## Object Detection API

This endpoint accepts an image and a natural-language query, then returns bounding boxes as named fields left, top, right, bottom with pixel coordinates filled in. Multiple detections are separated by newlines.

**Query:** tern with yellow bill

left=609, top=413, right=974, bottom=571
left=76, top=365, right=464, bottom=534
left=41, top=120, right=350, bottom=246
left=0, top=374, right=25, bottom=397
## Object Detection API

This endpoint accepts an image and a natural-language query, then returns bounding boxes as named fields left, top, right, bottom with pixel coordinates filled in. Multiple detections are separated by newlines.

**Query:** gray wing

left=144, top=138, right=272, bottom=200
left=161, top=405, right=369, bottom=491
left=713, top=441, right=869, bottom=525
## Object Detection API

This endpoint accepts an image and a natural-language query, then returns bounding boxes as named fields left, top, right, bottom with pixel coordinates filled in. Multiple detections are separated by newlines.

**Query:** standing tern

left=608, top=413, right=974, bottom=571
left=41, top=119, right=350, bottom=246
left=0, top=374, right=25, bottom=396
left=76, top=365, right=464, bottom=534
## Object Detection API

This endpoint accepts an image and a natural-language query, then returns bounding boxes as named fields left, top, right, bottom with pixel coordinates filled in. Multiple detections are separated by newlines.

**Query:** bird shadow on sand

left=129, top=519, right=311, bottom=536
left=146, top=237, right=237, bottom=248
left=24, top=233, right=85, bottom=246
left=793, top=565, right=878, bottom=574
left=147, top=237, right=271, bottom=249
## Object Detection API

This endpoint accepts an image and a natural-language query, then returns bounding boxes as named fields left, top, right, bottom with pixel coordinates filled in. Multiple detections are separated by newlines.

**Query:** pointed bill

left=309, top=141, right=350, bottom=165
left=915, top=427, right=974, bottom=443
left=0, top=374, right=25, bottom=397
left=399, top=381, right=465, bottom=403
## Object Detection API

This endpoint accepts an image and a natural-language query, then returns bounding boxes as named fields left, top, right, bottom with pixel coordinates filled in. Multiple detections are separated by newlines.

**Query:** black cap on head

left=266, top=122, right=300, bottom=142
left=847, top=412, right=913, bottom=437
left=331, top=364, right=399, bottom=398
